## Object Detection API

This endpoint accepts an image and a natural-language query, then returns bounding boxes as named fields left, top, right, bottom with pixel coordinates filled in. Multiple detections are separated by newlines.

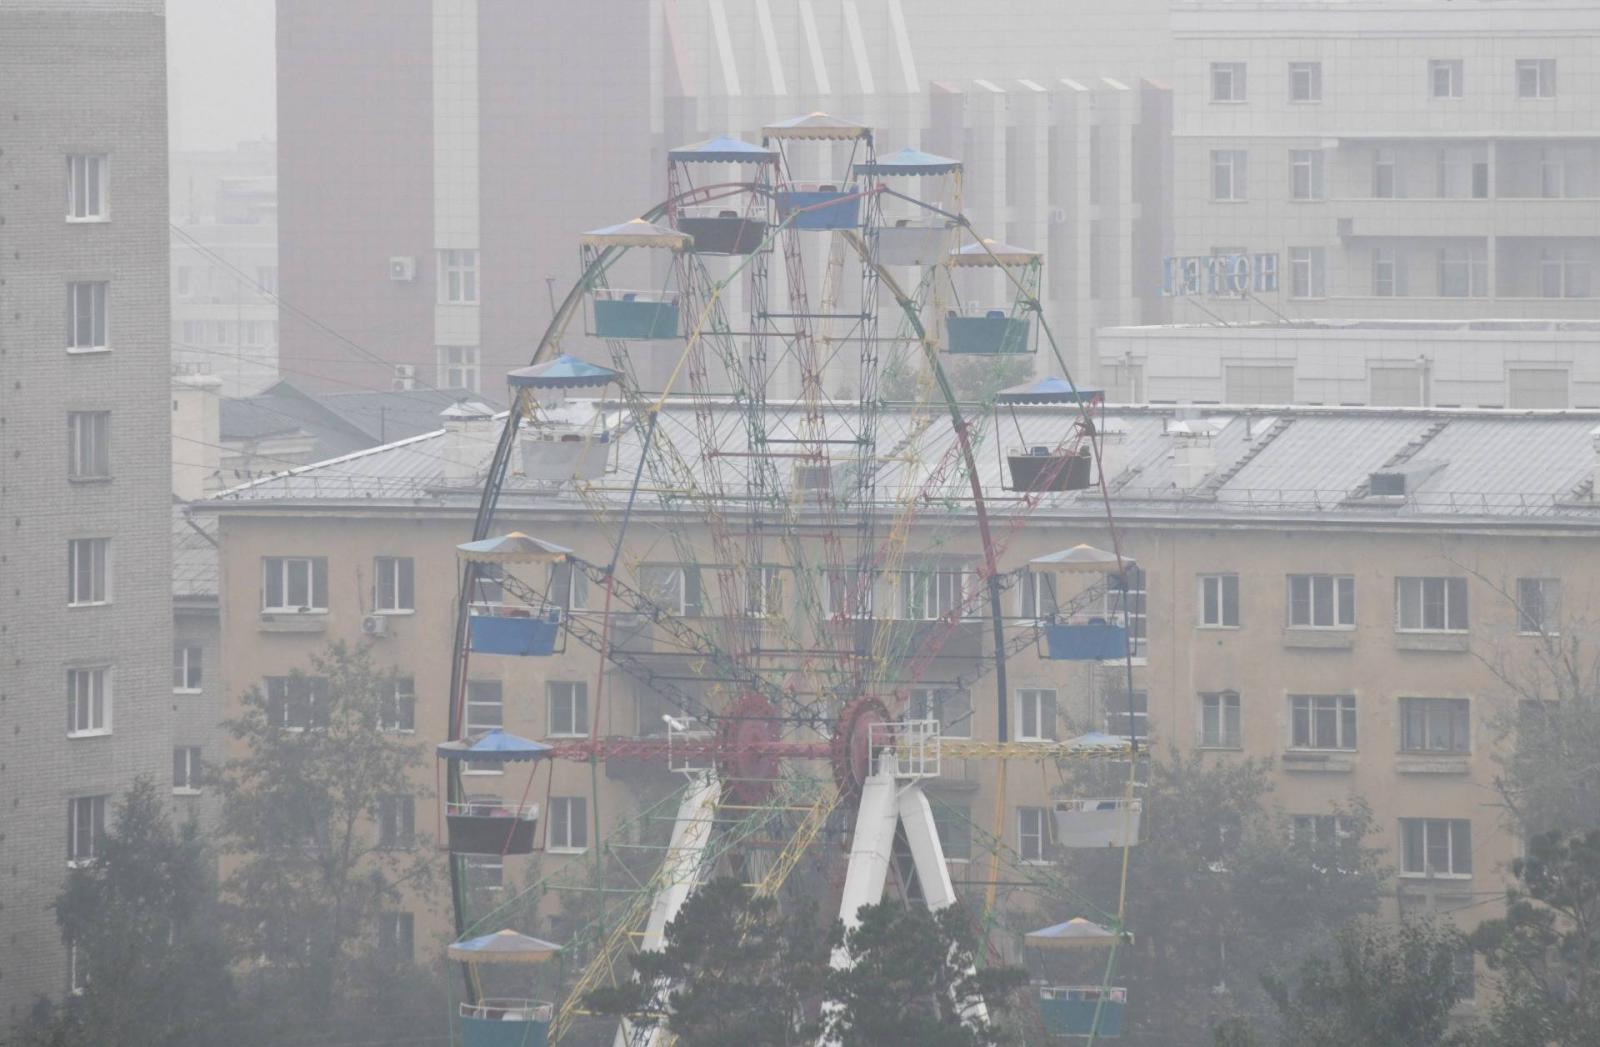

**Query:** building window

left=68, top=538, right=110, bottom=606
left=744, top=565, right=785, bottom=618
left=548, top=681, right=589, bottom=737
left=550, top=561, right=590, bottom=612
left=1290, top=694, right=1357, bottom=750
left=1018, top=807, right=1049, bottom=863
left=1104, top=566, right=1147, bottom=657
left=548, top=796, right=589, bottom=852
left=1018, top=688, right=1058, bottom=742
left=379, top=678, right=416, bottom=732
left=1400, top=698, right=1470, bottom=753
left=438, top=249, right=479, bottom=303
left=1515, top=58, right=1556, bottom=99
left=1019, top=570, right=1057, bottom=621
left=66, top=155, right=107, bottom=220
left=1437, top=245, right=1487, bottom=298
left=1429, top=59, right=1463, bottom=99
left=1396, top=577, right=1468, bottom=632
left=437, top=345, right=480, bottom=393
left=173, top=644, right=202, bottom=692
left=465, top=681, right=503, bottom=773
left=908, top=687, right=972, bottom=738
left=1290, top=814, right=1349, bottom=847
left=1507, top=368, right=1569, bottom=409
left=1372, top=247, right=1407, bottom=297
left=1437, top=148, right=1488, bottom=200
left=1211, top=150, right=1248, bottom=202
left=1289, top=247, right=1326, bottom=299
left=1199, top=574, right=1239, bottom=628
left=464, top=854, right=503, bottom=891
left=1224, top=364, right=1295, bottom=404
left=1539, top=249, right=1592, bottom=300
left=68, top=795, right=106, bottom=866
left=68, top=942, right=88, bottom=995
left=373, top=556, right=415, bottom=613
left=1369, top=366, right=1422, bottom=407
left=67, top=281, right=108, bottom=350
left=1288, top=61, right=1321, bottom=103
left=262, top=556, right=328, bottom=613
left=67, top=411, right=110, bottom=479
left=931, top=800, right=972, bottom=862
left=1106, top=688, right=1148, bottom=741
left=1516, top=577, right=1561, bottom=635
left=265, top=676, right=329, bottom=730
left=640, top=564, right=697, bottom=616
left=900, top=564, right=972, bottom=621
left=1210, top=62, right=1246, bottom=103
left=469, top=563, right=503, bottom=608
left=1289, top=150, right=1326, bottom=201
left=173, top=746, right=202, bottom=793
left=377, top=794, right=415, bottom=848
left=1199, top=691, right=1241, bottom=749
left=825, top=567, right=873, bottom=619
left=1372, top=149, right=1400, bottom=198
left=1539, top=148, right=1566, bottom=198
left=1401, top=818, right=1471, bottom=877
left=378, top=912, right=414, bottom=962
left=67, top=667, right=111, bottom=736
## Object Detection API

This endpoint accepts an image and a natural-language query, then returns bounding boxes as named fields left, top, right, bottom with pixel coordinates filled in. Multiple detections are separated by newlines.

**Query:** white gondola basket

left=520, top=430, right=610, bottom=482
left=1053, top=797, right=1142, bottom=849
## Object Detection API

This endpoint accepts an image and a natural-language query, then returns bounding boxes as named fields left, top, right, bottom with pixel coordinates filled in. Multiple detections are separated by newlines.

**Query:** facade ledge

left=1281, top=751, right=1356, bottom=773
left=1395, top=754, right=1471, bottom=775
left=1394, top=632, right=1470, bottom=653
left=258, top=614, right=328, bottom=634
left=1282, top=628, right=1354, bottom=650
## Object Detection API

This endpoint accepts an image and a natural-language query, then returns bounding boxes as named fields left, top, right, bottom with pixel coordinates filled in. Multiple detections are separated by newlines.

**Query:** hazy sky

left=167, top=0, right=276, bottom=150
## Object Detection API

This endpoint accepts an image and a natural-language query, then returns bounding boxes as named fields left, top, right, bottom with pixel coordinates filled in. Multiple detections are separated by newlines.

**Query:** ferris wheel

left=434, top=113, right=1143, bottom=1046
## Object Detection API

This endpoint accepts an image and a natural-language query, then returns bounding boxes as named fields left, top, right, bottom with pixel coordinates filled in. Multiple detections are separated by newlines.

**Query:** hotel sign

left=1162, top=252, right=1279, bottom=297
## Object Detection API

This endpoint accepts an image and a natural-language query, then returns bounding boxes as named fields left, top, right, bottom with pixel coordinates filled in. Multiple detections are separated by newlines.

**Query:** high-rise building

left=1166, top=0, right=1600, bottom=327
left=275, top=0, right=1175, bottom=396
left=0, top=0, right=173, bottom=1021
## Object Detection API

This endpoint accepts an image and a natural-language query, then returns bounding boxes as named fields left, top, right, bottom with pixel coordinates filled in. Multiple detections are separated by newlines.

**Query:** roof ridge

left=208, top=422, right=466, bottom=500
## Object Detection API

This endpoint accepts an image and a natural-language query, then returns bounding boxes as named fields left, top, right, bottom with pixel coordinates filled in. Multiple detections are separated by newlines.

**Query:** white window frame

left=437, top=344, right=480, bottom=393
left=1429, top=59, right=1464, bottom=100
left=1400, top=817, right=1472, bottom=878
left=173, top=746, right=203, bottom=794
left=1373, top=149, right=1400, bottom=199
left=900, top=564, right=975, bottom=622
left=66, top=154, right=107, bottom=221
left=1289, top=246, right=1327, bottom=299
left=68, top=537, right=110, bottom=606
left=377, top=794, right=415, bottom=849
left=173, top=643, right=202, bottom=693
left=1516, top=58, right=1556, bottom=99
left=744, top=565, right=785, bottom=619
left=907, top=686, right=972, bottom=739
left=68, top=942, right=88, bottom=995
left=1399, top=697, right=1470, bottom=754
left=1017, top=688, right=1058, bottom=742
left=262, top=556, right=328, bottom=614
left=1211, top=150, right=1248, bottom=202
left=550, top=561, right=590, bottom=612
left=379, top=678, right=416, bottom=733
left=547, top=796, right=589, bottom=853
left=1290, top=814, right=1351, bottom=846
left=1516, top=577, right=1561, bottom=636
left=1395, top=576, right=1468, bottom=633
left=1372, top=246, right=1406, bottom=297
left=373, top=555, right=415, bottom=614
left=1539, top=249, right=1592, bottom=300
left=1289, top=149, right=1326, bottom=201
left=464, top=680, right=504, bottom=775
left=1210, top=62, right=1246, bottom=103
left=67, top=666, right=111, bottom=737
left=640, top=564, right=689, bottom=615
left=825, top=567, right=874, bottom=619
left=1018, top=570, right=1057, bottom=622
left=438, top=249, right=479, bottom=304
left=1104, top=567, right=1147, bottom=658
left=1437, top=245, right=1487, bottom=298
left=1105, top=688, right=1149, bottom=741
left=67, top=281, right=108, bottom=352
left=1199, top=690, right=1241, bottom=749
left=464, top=854, right=503, bottom=892
left=1288, top=574, right=1355, bottom=629
left=1198, top=574, right=1239, bottom=629
left=547, top=680, right=589, bottom=738
left=1017, top=806, right=1050, bottom=864
left=68, top=795, right=106, bottom=867
left=1288, top=61, right=1321, bottom=103
left=265, top=676, right=329, bottom=731
left=67, top=411, right=110, bottom=480
left=1290, top=694, right=1358, bottom=751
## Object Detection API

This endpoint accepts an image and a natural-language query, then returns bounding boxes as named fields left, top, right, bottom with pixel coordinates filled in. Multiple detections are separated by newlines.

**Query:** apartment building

left=0, top=0, right=173, bottom=1020
left=1166, top=0, right=1600, bottom=327
left=202, top=395, right=1597, bottom=951
left=275, top=0, right=1174, bottom=396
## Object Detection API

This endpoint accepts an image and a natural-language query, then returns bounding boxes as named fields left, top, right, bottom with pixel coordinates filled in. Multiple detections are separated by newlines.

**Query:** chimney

left=171, top=373, right=223, bottom=500
left=439, top=401, right=499, bottom=486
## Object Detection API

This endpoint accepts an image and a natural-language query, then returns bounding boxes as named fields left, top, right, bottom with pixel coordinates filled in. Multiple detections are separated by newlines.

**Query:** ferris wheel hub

left=829, top=695, right=891, bottom=799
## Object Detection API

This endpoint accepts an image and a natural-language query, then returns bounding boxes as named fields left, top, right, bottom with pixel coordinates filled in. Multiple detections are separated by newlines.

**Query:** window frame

left=1288, top=61, right=1322, bottom=103
left=1372, top=246, right=1406, bottom=298
left=899, top=563, right=975, bottom=622
left=376, top=793, right=416, bottom=849
left=1515, top=58, right=1556, bottom=99
left=1018, top=806, right=1050, bottom=864
left=1399, top=697, right=1470, bottom=754
left=1198, top=573, right=1240, bottom=629
left=261, top=556, right=329, bottom=614
left=1289, top=149, right=1326, bottom=201
left=379, top=678, right=416, bottom=733
left=1287, top=574, right=1355, bottom=630
left=173, top=746, right=203, bottom=794
left=907, top=686, right=972, bottom=739
left=1395, top=576, right=1469, bottom=633
left=1289, top=693, right=1358, bottom=751
left=547, top=680, right=590, bottom=738
left=378, top=911, right=415, bottom=962
left=744, top=565, right=785, bottom=619
left=65, top=154, right=108, bottom=222
left=66, top=280, right=109, bottom=352
left=1103, top=566, right=1148, bottom=658
left=67, top=795, right=107, bottom=867
left=547, top=795, right=590, bottom=853
left=1199, top=690, right=1242, bottom=749
left=1017, top=687, right=1058, bottom=743
left=1211, top=149, right=1249, bottom=202
left=463, top=680, right=504, bottom=774
left=1373, top=148, right=1400, bottom=199
left=1210, top=62, right=1247, bottom=104
left=1429, top=59, right=1464, bottom=100
left=67, top=666, right=112, bottom=737
left=437, top=344, right=480, bottom=393
left=1289, top=246, right=1327, bottom=299
left=68, top=537, right=110, bottom=607
left=265, top=676, right=330, bottom=731
left=1105, top=688, right=1149, bottom=741
left=438, top=248, right=479, bottom=304
left=1400, top=817, right=1472, bottom=878
left=373, top=555, right=416, bottom=614
left=1516, top=577, right=1561, bottom=636
left=67, top=411, right=110, bottom=480
left=172, top=643, right=202, bottom=693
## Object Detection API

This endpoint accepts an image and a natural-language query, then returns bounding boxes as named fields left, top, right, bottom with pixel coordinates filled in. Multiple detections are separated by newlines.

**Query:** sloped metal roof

left=172, top=508, right=219, bottom=599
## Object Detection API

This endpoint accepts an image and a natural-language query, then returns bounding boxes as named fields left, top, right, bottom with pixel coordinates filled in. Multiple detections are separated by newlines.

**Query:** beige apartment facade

left=203, top=401, right=1597, bottom=954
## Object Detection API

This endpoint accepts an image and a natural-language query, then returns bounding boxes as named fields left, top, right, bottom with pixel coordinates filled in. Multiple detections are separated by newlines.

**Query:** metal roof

left=172, top=508, right=219, bottom=599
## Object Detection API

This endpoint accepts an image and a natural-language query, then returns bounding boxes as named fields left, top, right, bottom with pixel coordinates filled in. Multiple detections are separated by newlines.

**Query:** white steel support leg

left=615, top=771, right=721, bottom=1047
left=898, top=784, right=990, bottom=1029
left=829, top=765, right=901, bottom=968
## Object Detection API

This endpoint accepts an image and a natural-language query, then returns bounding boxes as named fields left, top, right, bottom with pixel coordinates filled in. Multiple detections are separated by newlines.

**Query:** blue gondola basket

left=1040, top=987, right=1125, bottom=1037
left=1044, top=621, right=1128, bottom=661
left=777, top=187, right=861, bottom=230
left=469, top=610, right=562, bottom=657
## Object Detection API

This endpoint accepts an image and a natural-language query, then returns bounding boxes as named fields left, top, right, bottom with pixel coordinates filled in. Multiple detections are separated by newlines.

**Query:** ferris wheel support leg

left=817, top=766, right=901, bottom=1044
left=614, top=771, right=721, bottom=1047
left=898, top=785, right=990, bottom=1031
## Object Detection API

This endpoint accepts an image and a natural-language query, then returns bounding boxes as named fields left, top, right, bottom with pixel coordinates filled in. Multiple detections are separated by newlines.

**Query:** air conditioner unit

left=393, top=364, right=417, bottom=391
left=361, top=614, right=390, bottom=637
left=389, top=256, right=417, bottom=282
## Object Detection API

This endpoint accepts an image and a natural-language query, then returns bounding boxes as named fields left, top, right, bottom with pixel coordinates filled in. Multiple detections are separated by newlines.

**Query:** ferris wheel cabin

left=436, top=730, right=551, bottom=855
left=1025, top=919, right=1130, bottom=1038
left=763, top=112, right=873, bottom=231
left=578, top=219, right=690, bottom=340
left=1029, top=545, right=1133, bottom=661
left=994, top=377, right=1103, bottom=493
left=665, top=135, right=776, bottom=255
left=944, top=239, right=1042, bottom=355
left=854, top=146, right=963, bottom=266
left=507, top=355, right=621, bottom=484
left=460, top=532, right=574, bottom=656
left=448, top=930, right=560, bottom=1047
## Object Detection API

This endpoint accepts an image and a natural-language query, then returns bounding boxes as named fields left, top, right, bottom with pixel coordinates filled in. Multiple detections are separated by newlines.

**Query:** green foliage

left=1265, top=917, right=1466, bottom=1047
left=217, top=640, right=435, bottom=1025
left=1470, top=829, right=1600, bottom=1046
left=947, top=355, right=1034, bottom=405
left=1052, top=749, right=1388, bottom=1045
left=821, top=900, right=1029, bottom=1046
left=13, top=780, right=238, bottom=1047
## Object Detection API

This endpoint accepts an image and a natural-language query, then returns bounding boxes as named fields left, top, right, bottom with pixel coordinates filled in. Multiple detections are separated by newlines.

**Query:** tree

left=947, top=355, right=1035, bottom=404
left=218, top=641, right=435, bottom=1031
left=1470, top=829, right=1600, bottom=1047
left=1049, top=749, right=1388, bottom=1045
left=1264, top=917, right=1466, bottom=1047
left=14, top=779, right=238, bottom=1047
left=585, top=876, right=827, bottom=1046
left=821, top=900, right=1029, bottom=1047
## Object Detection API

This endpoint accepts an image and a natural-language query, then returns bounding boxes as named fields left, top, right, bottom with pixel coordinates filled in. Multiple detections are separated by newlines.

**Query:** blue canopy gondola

left=994, top=378, right=1102, bottom=493
left=1025, top=919, right=1129, bottom=1038
left=506, top=356, right=621, bottom=392
left=853, top=146, right=962, bottom=177
left=450, top=930, right=560, bottom=1047
left=436, top=728, right=553, bottom=763
left=667, top=134, right=778, bottom=165
left=996, top=376, right=1104, bottom=407
left=438, top=731, right=551, bottom=856
left=449, top=928, right=562, bottom=964
left=457, top=532, right=573, bottom=565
